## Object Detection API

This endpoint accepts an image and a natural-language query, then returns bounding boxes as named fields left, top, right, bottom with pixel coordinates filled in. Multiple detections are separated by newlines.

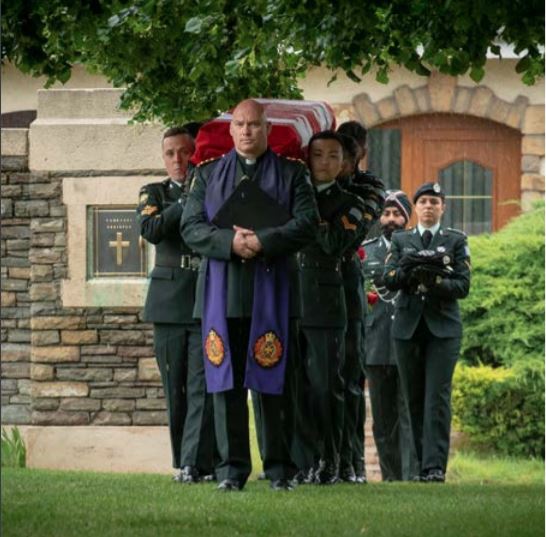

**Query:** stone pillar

left=2, top=89, right=167, bottom=428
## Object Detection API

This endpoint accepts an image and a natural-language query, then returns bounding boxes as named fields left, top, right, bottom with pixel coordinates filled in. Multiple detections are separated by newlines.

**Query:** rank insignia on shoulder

left=254, top=331, right=283, bottom=368
left=447, top=227, right=467, bottom=236
left=341, top=215, right=357, bottom=231
left=141, top=205, right=158, bottom=216
left=286, top=156, right=306, bottom=165
left=139, top=192, right=149, bottom=203
left=205, top=329, right=225, bottom=366
left=197, top=155, right=221, bottom=167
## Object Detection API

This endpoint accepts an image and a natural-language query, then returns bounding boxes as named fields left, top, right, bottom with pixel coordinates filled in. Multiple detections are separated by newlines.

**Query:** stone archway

left=331, top=72, right=545, bottom=211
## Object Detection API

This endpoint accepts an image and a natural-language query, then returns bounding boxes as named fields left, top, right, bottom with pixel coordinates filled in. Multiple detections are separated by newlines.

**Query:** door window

left=439, top=160, right=493, bottom=235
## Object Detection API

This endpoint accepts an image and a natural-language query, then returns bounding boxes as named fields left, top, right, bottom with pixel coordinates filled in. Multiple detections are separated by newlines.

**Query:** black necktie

left=422, top=230, right=433, bottom=249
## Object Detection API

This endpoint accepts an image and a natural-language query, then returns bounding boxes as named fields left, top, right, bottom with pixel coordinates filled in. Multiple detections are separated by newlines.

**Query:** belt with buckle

left=180, top=255, right=201, bottom=270
left=155, top=254, right=201, bottom=270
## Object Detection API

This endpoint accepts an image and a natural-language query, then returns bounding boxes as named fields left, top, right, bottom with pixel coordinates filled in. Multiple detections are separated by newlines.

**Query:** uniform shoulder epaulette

left=197, top=155, right=222, bottom=167
left=362, top=237, right=379, bottom=246
left=446, top=227, right=467, bottom=237
left=284, top=155, right=306, bottom=166
left=140, top=180, right=165, bottom=192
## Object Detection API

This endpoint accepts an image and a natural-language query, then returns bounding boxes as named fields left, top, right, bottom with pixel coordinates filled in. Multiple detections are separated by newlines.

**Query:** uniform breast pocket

left=150, top=266, right=174, bottom=280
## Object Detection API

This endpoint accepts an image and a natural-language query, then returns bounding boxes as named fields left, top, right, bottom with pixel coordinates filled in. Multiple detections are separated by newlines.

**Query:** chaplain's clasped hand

left=232, top=225, right=263, bottom=259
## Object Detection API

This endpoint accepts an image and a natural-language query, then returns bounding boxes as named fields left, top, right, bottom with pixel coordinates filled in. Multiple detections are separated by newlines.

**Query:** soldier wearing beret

left=384, top=182, right=471, bottom=482
left=336, top=126, right=385, bottom=483
left=363, top=190, right=418, bottom=481
left=137, top=127, right=215, bottom=483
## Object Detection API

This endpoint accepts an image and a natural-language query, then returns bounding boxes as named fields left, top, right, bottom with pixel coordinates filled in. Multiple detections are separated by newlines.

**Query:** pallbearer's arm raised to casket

left=137, top=180, right=183, bottom=245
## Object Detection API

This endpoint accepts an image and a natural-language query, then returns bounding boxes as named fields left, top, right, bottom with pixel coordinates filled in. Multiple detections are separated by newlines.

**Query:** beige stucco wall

left=3, top=59, right=544, bottom=117
left=1, top=63, right=111, bottom=114
left=299, top=59, right=544, bottom=106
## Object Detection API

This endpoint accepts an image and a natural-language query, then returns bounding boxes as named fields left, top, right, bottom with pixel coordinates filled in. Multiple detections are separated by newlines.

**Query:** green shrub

left=461, top=202, right=544, bottom=367
left=452, top=361, right=544, bottom=458
left=1, top=426, right=26, bottom=468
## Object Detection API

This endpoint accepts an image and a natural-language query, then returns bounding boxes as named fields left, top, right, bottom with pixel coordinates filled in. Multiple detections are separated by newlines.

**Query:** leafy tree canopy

left=2, top=0, right=544, bottom=124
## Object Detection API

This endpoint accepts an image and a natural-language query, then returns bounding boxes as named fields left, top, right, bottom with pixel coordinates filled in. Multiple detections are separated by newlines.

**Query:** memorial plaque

left=89, top=207, right=147, bottom=277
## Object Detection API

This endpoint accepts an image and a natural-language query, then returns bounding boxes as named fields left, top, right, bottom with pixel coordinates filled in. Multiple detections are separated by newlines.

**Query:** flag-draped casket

left=191, top=99, right=336, bottom=164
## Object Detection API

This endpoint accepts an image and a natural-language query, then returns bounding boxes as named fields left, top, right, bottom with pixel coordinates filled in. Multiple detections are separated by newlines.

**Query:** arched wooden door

left=368, top=114, right=522, bottom=233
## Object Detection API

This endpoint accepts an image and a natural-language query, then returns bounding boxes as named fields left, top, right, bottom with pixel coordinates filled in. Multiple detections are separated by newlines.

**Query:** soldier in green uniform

left=384, top=182, right=471, bottom=482
left=336, top=127, right=385, bottom=483
left=181, top=99, right=319, bottom=492
left=137, top=127, right=215, bottom=483
left=363, top=190, right=418, bottom=481
left=293, top=131, right=369, bottom=484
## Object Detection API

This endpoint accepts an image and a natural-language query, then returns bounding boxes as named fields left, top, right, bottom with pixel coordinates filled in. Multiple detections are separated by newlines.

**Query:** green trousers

left=299, top=327, right=345, bottom=465
left=394, top=319, right=460, bottom=473
left=340, top=320, right=364, bottom=471
left=366, top=365, right=418, bottom=480
left=213, top=319, right=298, bottom=484
left=290, top=330, right=318, bottom=471
left=153, top=323, right=215, bottom=471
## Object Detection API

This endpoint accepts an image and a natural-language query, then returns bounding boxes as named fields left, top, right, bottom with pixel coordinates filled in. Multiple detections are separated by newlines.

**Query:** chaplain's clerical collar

left=316, top=180, right=335, bottom=192
left=236, top=151, right=261, bottom=162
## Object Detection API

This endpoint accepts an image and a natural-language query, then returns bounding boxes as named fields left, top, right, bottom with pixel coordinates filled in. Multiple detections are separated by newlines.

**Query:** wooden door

left=369, top=114, right=522, bottom=233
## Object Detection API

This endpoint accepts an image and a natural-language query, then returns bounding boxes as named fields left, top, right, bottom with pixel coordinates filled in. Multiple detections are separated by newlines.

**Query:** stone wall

left=1, top=126, right=166, bottom=427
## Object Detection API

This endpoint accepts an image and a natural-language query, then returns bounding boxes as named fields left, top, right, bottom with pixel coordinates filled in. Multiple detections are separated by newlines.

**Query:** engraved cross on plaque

left=108, top=232, right=130, bottom=266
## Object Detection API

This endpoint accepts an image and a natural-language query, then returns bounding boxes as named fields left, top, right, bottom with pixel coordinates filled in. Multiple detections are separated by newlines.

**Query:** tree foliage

left=1, top=0, right=544, bottom=124
left=460, top=202, right=545, bottom=368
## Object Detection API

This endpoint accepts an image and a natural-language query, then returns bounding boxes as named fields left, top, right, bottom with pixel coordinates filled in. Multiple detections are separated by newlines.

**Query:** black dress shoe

left=354, top=462, right=367, bottom=484
left=172, top=467, right=198, bottom=484
left=424, top=469, right=446, bottom=483
left=315, top=461, right=339, bottom=485
left=304, top=467, right=317, bottom=484
left=292, top=469, right=312, bottom=485
left=217, top=479, right=243, bottom=492
left=339, top=465, right=357, bottom=483
left=177, top=465, right=200, bottom=484
left=270, top=479, right=294, bottom=491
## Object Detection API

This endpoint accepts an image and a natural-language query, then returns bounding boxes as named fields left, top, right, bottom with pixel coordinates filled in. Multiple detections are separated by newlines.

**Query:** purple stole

left=202, top=148, right=290, bottom=395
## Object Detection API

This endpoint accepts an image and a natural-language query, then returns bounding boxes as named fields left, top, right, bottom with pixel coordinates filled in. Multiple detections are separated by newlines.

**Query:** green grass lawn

left=2, top=455, right=544, bottom=537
